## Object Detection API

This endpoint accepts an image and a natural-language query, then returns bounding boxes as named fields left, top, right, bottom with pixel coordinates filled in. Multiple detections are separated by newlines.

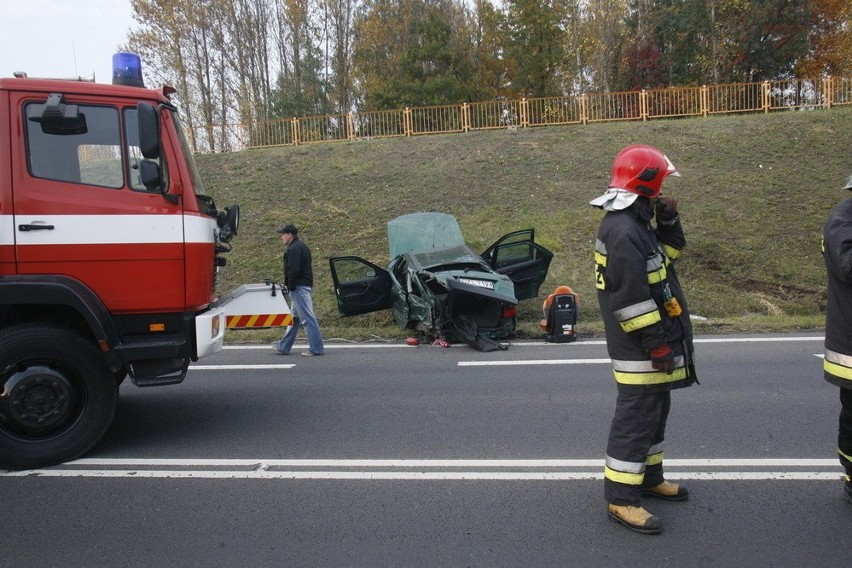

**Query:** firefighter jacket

left=823, top=197, right=852, bottom=389
left=595, top=201, right=697, bottom=394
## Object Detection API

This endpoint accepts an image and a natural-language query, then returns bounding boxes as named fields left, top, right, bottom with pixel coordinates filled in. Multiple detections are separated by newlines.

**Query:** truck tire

left=114, top=367, right=128, bottom=386
left=0, top=324, right=118, bottom=470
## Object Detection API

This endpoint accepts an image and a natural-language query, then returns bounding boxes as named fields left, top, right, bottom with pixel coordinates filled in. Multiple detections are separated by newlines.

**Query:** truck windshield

left=170, top=110, right=217, bottom=217
left=169, top=109, right=213, bottom=210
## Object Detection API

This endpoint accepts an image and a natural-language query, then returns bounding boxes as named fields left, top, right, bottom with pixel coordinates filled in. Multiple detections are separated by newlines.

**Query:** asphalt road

left=1, top=332, right=849, bottom=567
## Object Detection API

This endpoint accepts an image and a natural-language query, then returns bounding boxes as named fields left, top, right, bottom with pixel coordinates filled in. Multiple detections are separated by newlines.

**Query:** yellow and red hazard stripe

left=226, top=313, right=293, bottom=329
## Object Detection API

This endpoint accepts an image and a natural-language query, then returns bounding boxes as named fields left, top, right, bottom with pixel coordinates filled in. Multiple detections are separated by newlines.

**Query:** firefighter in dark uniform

left=591, top=145, right=698, bottom=535
left=822, top=174, right=852, bottom=505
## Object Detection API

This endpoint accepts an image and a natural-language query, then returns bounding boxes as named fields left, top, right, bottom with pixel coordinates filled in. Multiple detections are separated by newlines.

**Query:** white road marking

left=459, top=359, right=611, bottom=367
left=694, top=336, right=823, bottom=343
left=189, top=364, right=296, bottom=370
left=223, top=344, right=412, bottom=350
left=1, top=470, right=842, bottom=480
left=198, top=337, right=825, bottom=371
left=62, top=458, right=840, bottom=467
left=222, top=336, right=825, bottom=350
left=1, top=458, right=842, bottom=481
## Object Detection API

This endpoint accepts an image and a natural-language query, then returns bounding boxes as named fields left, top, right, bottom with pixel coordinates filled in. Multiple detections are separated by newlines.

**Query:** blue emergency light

left=112, top=52, right=145, bottom=88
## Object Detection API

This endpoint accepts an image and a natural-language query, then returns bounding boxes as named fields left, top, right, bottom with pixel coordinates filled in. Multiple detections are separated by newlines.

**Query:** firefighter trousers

left=605, top=390, right=671, bottom=506
left=839, top=388, right=852, bottom=476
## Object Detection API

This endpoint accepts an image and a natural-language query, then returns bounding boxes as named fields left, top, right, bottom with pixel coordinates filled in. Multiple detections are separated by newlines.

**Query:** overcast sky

left=0, top=0, right=135, bottom=85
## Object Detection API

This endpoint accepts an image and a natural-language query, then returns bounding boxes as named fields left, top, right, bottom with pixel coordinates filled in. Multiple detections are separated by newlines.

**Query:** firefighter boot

left=844, top=476, right=852, bottom=505
left=642, top=480, right=689, bottom=501
left=607, top=504, right=662, bottom=535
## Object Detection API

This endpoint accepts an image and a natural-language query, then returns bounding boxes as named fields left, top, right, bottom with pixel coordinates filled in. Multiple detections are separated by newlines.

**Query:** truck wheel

left=114, top=367, right=128, bottom=386
left=0, top=324, right=118, bottom=470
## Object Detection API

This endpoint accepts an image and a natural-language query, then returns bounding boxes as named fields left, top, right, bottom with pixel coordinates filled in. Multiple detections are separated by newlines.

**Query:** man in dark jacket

left=822, top=175, right=852, bottom=504
left=592, top=145, right=697, bottom=535
left=274, top=224, right=325, bottom=356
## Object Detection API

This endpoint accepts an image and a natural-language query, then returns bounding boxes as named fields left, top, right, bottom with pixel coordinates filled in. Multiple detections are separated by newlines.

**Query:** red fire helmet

left=608, top=144, right=680, bottom=198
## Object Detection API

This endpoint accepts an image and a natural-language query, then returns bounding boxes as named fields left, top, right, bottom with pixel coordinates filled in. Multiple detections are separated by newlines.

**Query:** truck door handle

left=18, top=224, right=55, bottom=231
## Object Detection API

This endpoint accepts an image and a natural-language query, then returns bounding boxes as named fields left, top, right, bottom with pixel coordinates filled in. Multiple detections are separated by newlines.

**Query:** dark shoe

left=642, top=480, right=689, bottom=501
left=301, top=351, right=323, bottom=357
left=607, top=504, right=662, bottom=535
left=844, top=476, right=852, bottom=505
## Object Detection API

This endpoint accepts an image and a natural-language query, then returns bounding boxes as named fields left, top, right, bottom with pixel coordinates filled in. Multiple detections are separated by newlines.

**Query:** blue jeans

left=276, top=286, right=325, bottom=355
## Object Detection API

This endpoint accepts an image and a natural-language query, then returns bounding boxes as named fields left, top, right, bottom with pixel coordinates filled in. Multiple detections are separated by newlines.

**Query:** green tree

left=572, top=0, right=629, bottom=94
left=715, top=0, right=812, bottom=81
left=614, top=0, right=667, bottom=90
left=502, top=0, right=567, bottom=96
left=353, top=0, right=486, bottom=110
left=352, top=0, right=409, bottom=110
left=320, top=0, right=359, bottom=113
left=270, top=49, right=331, bottom=118
left=469, top=0, right=510, bottom=97
left=271, top=0, right=332, bottom=117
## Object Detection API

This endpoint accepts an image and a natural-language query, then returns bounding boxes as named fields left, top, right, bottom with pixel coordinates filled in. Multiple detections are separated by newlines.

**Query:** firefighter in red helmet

left=591, top=144, right=698, bottom=535
left=822, top=174, right=852, bottom=505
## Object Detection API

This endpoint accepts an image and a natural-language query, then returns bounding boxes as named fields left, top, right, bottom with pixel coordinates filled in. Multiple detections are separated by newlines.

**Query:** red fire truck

left=0, top=54, right=260, bottom=469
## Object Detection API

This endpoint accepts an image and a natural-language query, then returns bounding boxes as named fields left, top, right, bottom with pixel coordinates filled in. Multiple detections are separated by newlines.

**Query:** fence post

left=291, top=117, right=299, bottom=145
left=762, top=81, right=770, bottom=113
left=347, top=112, right=355, bottom=141
left=404, top=108, right=412, bottom=136
left=824, top=76, right=833, bottom=108
left=520, top=98, right=528, bottom=128
left=640, top=90, right=648, bottom=121
left=701, top=85, right=709, bottom=117
left=462, top=103, right=470, bottom=132
left=580, top=94, right=588, bottom=124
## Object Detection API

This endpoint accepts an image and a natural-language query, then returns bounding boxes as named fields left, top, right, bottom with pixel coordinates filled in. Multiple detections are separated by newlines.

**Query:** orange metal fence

left=189, top=76, right=852, bottom=153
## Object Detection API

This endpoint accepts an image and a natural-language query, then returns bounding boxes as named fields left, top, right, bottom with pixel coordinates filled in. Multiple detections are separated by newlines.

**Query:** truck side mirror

left=216, top=205, right=240, bottom=243
left=139, top=159, right=162, bottom=192
left=137, top=102, right=160, bottom=159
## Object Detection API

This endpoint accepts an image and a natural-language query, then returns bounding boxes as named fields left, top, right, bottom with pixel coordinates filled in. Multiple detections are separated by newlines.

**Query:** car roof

left=387, top=212, right=465, bottom=259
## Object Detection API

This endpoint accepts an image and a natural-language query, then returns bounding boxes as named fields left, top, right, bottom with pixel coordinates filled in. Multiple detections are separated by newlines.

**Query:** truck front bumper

left=196, top=305, right=226, bottom=358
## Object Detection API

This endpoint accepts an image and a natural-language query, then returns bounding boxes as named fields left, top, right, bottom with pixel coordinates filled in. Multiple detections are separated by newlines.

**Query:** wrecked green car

left=329, top=212, right=553, bottom=350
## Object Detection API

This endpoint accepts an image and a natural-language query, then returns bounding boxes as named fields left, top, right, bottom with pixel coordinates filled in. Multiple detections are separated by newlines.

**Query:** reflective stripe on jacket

left=823, top=198, right=852, bottom=389
left=595, top=204, right=696, bottom=393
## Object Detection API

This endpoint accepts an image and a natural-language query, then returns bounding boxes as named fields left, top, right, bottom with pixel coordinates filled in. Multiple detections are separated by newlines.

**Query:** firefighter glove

left=655, top=197, right=679, bottom=223
left=649, top=344, right=675, bottom=374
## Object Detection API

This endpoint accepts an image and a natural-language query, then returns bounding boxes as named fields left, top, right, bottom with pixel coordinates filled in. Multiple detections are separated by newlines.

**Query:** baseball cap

left=276, top=224, right=298, bottom=235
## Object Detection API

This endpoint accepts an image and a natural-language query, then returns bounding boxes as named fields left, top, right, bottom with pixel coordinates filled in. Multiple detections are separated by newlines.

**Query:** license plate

left=458, top=277, right=495, bottom=290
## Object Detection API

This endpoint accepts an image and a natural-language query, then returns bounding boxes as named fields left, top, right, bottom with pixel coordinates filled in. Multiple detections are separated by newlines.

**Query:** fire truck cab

left=0, top=55, right=240, bottom=469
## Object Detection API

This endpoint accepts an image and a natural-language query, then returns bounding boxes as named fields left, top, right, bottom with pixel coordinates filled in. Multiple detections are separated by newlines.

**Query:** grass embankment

left=196, top=106, right=852, bottom=344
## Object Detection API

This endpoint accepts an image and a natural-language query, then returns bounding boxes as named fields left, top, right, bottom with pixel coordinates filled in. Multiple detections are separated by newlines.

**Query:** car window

left=492, top=241, right=535, bottom=269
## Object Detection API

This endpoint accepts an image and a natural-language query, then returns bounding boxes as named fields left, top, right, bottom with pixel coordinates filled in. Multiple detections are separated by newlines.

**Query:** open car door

left=329, top=256, right=393, bottom=316
left=481, top=230, right=553, bottom=300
